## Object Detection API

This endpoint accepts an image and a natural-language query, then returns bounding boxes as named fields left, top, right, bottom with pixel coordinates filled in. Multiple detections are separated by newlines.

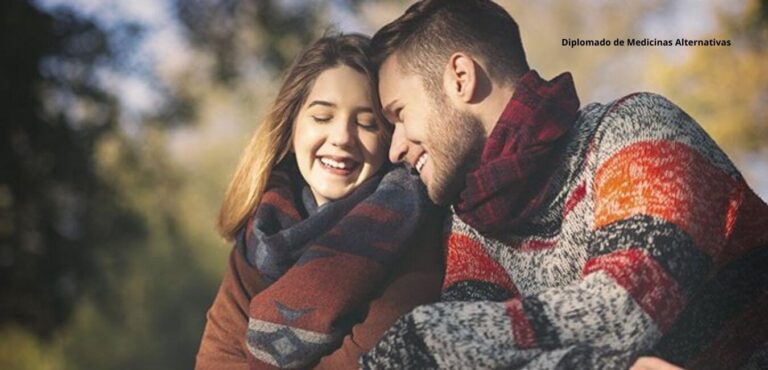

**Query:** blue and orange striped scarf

left=236, top=160, right=431, bottom=369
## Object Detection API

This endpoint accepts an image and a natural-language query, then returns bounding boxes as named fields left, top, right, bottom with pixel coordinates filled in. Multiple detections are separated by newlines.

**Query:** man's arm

left=314, top=213, right=444, bottom=369
left=363, top=93, right=762, bottom=369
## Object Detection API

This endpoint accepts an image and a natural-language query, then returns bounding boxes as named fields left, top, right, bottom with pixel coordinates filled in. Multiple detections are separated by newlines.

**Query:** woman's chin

left=310, top=183, right=353, bottom=204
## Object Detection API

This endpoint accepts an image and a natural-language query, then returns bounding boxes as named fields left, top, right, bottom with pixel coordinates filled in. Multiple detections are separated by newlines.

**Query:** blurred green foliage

left=1, top=0, right=766, bottom=369
left=1, top=0, right=143, bottom=339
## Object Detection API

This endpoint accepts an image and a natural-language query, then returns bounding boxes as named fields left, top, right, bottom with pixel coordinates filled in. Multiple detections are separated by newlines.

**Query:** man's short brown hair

left=371, top=0, right=529, bottom=96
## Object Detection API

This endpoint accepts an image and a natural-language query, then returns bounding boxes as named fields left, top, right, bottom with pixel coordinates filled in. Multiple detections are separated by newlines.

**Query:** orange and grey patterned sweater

left=363, top=78, right=768, bottom=370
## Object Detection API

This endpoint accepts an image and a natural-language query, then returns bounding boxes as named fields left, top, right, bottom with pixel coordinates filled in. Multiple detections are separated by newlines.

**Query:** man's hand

left=630, top=357, right=684, bottom=370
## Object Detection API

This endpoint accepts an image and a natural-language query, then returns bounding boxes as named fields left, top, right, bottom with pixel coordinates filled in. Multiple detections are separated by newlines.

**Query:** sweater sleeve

left=196, top=247, right=268, bottom=370
left=196, top=213, right=445, bottom=370
left=362, top=93, right=765, bottom=369
left=314, top=213, right=445, bottom=369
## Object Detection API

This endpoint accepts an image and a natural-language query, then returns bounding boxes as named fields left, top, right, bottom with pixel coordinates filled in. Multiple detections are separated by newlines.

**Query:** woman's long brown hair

left=217, top=33, right=390, bottom=240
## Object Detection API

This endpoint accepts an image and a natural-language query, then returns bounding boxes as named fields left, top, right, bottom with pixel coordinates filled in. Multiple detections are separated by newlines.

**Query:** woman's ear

left=443, top=52, right=478, bottom=105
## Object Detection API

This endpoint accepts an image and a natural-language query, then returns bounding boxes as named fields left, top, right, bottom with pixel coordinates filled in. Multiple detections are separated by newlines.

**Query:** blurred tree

left=0, top=0, right=144, bottom=338
left=50, top=125, right=221, bottom=369
left=174, top=0, right=368, bottom=82
left=648, top=0, right=768, bottom=155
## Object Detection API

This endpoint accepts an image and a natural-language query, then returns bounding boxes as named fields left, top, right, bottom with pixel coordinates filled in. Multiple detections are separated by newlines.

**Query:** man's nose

left=388, top=123, right=408, bottom=163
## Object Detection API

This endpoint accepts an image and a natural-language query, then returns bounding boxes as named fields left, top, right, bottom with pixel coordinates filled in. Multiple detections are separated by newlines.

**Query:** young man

left=361, top=0, right=768, bottom=369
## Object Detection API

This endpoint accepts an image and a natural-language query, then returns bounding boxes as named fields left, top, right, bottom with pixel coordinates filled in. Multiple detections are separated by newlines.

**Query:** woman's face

left=293, top=65, right=387, bottom=206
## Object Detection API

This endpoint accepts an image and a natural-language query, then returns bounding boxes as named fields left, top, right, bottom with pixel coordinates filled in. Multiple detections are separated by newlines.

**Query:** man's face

left=378, top=54, right=485, bottom=205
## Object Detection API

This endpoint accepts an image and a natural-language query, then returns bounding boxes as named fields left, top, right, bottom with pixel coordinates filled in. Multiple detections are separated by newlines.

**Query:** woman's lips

left=318, top=156, right=360, bottom=176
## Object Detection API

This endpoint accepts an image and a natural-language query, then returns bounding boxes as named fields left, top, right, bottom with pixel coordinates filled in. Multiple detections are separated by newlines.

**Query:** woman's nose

left=329, top=118, right=354, bottom=148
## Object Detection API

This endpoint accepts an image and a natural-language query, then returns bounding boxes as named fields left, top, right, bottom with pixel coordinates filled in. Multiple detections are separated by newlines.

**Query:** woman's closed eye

left=357, top=119, right=378, bottom=131
left=312, top=115, right=332, bottom=123
left=356, top=112, right=378, bottom=131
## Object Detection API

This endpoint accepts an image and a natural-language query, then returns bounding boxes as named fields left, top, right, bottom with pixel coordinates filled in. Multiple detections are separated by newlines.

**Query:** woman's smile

left=292, top=65, right=387, bottom=205
left=317, top=155, right=361, bottom=176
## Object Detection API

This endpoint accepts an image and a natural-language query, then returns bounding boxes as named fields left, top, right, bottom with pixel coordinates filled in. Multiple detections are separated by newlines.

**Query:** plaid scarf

left=237, top=160, right=430, bottom=369
left=455, top=70, right=579, bottom=237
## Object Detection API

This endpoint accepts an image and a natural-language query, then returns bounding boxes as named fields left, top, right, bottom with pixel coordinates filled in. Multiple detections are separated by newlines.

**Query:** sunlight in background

left=4, top=1, right=766, bottom=369
left=35, top=0, right=192, bottom=125
left=39, top=0, right=764, bottom=198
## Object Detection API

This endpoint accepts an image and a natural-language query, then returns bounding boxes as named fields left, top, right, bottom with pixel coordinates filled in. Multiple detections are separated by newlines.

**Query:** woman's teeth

left=416, top=153, right=428, bottom=172
left=320, top=157, right=354, bottom=170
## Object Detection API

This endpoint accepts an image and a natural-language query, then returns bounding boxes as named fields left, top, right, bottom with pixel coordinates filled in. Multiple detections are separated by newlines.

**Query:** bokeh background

left=1, top=0, right=767, bottom=368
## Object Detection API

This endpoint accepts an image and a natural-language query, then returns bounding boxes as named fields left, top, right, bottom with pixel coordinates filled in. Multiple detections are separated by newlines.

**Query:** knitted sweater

left=362, top=86, right=768, bottom=369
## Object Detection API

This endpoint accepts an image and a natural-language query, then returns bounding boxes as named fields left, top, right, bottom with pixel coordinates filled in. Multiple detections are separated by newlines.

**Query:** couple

left=197, top=1, right=768, bottom=369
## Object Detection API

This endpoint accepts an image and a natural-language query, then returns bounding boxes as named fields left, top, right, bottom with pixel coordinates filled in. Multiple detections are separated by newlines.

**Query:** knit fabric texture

left=361, top=71, right=768, bottom=370
left=239, top=163, right=430, bottom=369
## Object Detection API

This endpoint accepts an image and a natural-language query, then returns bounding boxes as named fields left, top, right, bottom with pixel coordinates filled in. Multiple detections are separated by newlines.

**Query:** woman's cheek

left=294, top=119, right=322, bottom=156
left=363, top=133, right=385, bottom=167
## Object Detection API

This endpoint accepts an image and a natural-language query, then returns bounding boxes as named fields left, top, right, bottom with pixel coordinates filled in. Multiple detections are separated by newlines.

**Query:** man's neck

left=478, top=83, right=516, bottom=137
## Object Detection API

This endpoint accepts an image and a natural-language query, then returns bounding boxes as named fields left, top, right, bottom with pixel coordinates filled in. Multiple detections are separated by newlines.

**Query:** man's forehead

left=378, top=54, right=418, bottom=102
left=379, top=54, right=406, bottom=83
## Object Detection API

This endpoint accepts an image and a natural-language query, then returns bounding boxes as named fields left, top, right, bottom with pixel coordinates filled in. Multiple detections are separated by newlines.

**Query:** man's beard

left=425, top=100, right=485, bottom=206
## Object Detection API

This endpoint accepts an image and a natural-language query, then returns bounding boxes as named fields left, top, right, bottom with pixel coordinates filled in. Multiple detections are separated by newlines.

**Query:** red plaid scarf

left=455, top=70, right=580, bottom=236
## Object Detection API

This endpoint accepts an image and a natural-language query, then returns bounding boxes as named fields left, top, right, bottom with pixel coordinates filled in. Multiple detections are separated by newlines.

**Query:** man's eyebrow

left=307, top=100, right=336, bottom=108
left=382, top=99, right=399, bottom=113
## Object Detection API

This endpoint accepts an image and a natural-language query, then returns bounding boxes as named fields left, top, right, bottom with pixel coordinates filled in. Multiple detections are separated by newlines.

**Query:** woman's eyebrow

left=307, top=100, right=336, bottom=108
left=356, top=107, right=374, bottom=113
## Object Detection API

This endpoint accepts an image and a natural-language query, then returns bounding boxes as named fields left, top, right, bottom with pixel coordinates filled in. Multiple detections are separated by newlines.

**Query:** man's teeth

left=320, top=157, right=350, bottom=169
left=415, top=153, right=428, bottom=172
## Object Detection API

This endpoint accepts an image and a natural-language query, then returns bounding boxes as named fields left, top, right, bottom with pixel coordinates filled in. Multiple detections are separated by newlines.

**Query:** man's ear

left=443, top=52, right=477, bottom=105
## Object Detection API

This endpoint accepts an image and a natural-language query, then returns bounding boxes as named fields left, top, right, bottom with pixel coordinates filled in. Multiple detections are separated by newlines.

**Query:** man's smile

left=415, top=152, right=428, bottom=173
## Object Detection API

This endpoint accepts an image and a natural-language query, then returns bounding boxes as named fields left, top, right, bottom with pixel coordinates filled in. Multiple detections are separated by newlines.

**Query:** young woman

left=195, top=34, right=444, bottom=369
